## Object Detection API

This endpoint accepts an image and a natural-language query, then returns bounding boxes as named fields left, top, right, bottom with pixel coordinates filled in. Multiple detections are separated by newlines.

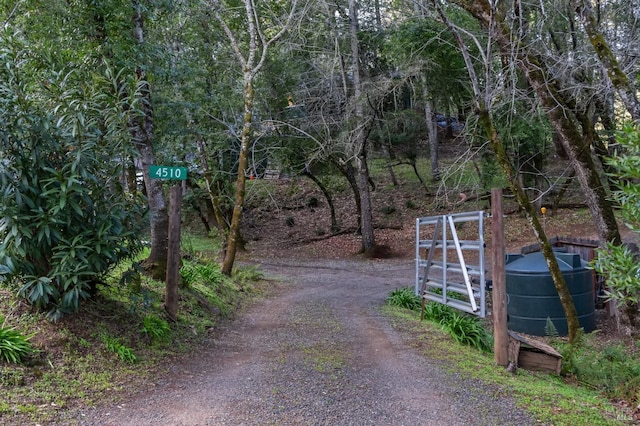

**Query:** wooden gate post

left=165, top=185, right=182, bottom=321
left=492, top=188, right=509, bottom=366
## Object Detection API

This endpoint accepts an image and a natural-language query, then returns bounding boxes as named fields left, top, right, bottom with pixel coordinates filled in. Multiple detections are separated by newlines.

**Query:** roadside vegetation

left=386, top=287, right=638, bottom=424
left=0, top=236, right=265, bottom=424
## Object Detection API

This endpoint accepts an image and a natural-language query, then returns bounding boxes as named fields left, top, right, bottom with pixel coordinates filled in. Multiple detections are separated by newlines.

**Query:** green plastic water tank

left=505, top=251, right=595, bottom=336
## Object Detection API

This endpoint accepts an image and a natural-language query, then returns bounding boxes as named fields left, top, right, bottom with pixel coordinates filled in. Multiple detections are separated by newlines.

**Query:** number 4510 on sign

left=149, top=165, right=188, bottom=180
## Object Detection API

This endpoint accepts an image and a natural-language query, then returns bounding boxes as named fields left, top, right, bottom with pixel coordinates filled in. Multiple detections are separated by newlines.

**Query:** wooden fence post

left=165, top=185, right=182, bottom=321
left=492, top=188, right=509, bottom=366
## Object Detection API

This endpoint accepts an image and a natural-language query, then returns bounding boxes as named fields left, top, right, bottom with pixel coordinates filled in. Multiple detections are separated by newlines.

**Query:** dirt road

left=71, top=257, right=536, bottom=425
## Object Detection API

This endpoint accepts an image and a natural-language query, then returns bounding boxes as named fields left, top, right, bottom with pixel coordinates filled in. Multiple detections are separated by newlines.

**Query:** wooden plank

left=508, top=338, right=521, bottom=366
left=519, top=350, right=562, bottom=375
left=508, top=331, right=562, bottom=358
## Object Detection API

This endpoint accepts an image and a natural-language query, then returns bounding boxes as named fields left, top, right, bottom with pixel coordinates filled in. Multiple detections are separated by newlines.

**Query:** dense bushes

left=0, top=33, right=146, bottom=320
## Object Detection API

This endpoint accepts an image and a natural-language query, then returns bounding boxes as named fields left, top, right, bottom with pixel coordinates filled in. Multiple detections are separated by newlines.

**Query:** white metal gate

left=415, top=211, right=486, bottom=317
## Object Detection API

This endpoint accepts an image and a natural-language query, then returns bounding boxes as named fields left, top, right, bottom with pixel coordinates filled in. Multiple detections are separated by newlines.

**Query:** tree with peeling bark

left=210, top=0, right=302, bottom=276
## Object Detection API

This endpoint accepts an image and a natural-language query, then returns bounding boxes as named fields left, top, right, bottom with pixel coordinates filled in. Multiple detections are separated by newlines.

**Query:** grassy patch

left=383, top=305, right=631, bottom=425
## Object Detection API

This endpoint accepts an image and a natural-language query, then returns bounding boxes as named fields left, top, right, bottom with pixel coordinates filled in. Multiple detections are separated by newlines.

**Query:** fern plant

left=101, top=334, right=137, bottom=364
left=141, top=315, right=171, bottom=343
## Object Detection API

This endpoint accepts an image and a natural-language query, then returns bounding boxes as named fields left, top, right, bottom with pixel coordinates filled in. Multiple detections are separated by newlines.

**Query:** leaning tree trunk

left=409, top=157, right=428, bottom=188
left=449, top=0, right=621, bottom=246
left=332, top=157, right=362, bottom=233
left=196, top=138, right=228, bottom=238
left=477, top=109, right=581, bottom=343
left=575, top=0, right=640, bottom=121
left=436, top=0, right=582, bottom=343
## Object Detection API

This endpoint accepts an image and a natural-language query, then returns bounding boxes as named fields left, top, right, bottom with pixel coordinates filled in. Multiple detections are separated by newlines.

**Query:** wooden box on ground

left=508, top=331, right=562, bottom=374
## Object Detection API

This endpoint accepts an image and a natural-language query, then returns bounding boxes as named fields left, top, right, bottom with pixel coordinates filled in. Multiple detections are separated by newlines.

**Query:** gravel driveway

left=72, top=257, right=537, bottom=425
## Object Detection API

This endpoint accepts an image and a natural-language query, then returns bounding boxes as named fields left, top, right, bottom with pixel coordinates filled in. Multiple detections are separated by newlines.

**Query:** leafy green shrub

left=422, top=302, right=492, bottom=352
left=422, top=301, right=456, bottom=322
left=561, top=341, right=640, bottom=404
left=0, top=326, right=34, bottom=364
left=0, top=35, right=145, bottom=320
left=141, top=315, right=171, bottom=343
left=439, top=311, right=493, bottom=353
left=387, top=287, right=421, bottom=311
left=593, top=123, right=640, bottom=311
left=181, top=262, right=231, bottom=289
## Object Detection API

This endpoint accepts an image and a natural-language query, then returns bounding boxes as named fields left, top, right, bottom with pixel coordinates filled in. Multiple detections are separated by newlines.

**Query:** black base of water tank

left=508, top=312, right=596, bottom=337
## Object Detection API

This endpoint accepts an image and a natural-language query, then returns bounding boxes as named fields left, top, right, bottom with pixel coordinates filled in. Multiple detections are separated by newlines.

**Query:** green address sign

left=150, top=165, right=188, bottom=180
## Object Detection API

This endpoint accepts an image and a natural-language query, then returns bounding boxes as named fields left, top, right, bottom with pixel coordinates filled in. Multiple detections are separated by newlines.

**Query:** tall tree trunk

left=214, top=0, right=298, bottom=275
left=132, top=1, right=168, bottom=279
left=356, top=151, right=376, bottom=255
left=424, top=95, right=439, bottom=181
left=349, top=0, right=376, bottom=256
left=221, top=74, right=252, bottom=276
